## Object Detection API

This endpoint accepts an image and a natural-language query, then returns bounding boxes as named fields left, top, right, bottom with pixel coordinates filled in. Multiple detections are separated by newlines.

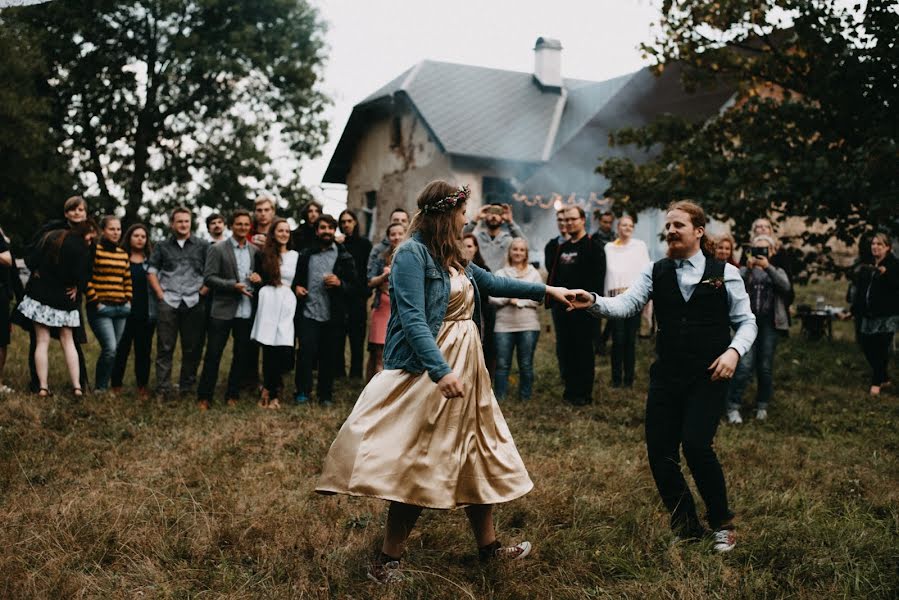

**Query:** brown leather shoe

left=197, top=400, right=210, bottom=411
left=227, top=398, right=238, bottom=407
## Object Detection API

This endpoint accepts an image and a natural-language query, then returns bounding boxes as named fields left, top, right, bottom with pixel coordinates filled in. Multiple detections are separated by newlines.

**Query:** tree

left=2, top=0, right=330, bottom=228
left=0, top=19, right=75, bottom=246
left=597, top=0, right=899, bottom=276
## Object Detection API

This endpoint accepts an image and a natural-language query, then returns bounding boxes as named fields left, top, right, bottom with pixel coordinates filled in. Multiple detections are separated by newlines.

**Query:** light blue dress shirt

left=586, top=249, right=758, bottom=356
left=230, top=237, right=252, bottom=319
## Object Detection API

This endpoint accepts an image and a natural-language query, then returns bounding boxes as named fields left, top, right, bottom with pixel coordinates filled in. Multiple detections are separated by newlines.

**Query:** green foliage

left=598, top=0, right=898, bottom=276
left=0, top=20, right=75, bottom=245
left=1, top=0, right=330, bottom=234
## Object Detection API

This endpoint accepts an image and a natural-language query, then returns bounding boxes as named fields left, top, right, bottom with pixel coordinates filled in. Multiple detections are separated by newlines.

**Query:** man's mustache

left=666, top=235, right=681, bottom=242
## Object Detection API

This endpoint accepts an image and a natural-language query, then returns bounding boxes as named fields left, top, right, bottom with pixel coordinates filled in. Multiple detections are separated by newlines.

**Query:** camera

left=750, top=246, right=769, bottom=258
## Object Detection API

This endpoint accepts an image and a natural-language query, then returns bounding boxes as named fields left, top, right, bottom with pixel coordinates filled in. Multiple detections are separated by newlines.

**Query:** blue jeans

left=88, top=303, right=131, bottom=390
left=726, top=319, right=779, bottom=410
left=494, top=330, right=540, bottom=401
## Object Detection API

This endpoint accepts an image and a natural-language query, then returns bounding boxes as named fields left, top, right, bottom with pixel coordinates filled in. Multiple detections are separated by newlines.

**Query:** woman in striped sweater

left=86, top=216, right=132, bottom=392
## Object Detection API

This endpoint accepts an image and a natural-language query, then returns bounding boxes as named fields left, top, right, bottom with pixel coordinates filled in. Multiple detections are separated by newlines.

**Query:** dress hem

left=313, top=482, right=533, bottom=510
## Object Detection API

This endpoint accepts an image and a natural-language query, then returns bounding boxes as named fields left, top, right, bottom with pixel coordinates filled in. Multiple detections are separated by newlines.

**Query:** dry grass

left=1, top=281, right=897, bottom=598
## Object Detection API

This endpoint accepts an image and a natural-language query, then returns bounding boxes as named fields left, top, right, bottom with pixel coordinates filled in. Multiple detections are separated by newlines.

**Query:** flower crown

left=422, top=185, right=470, bottom=215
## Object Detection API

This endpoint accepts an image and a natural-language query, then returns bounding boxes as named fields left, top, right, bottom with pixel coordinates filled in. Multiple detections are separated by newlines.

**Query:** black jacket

left=292, top=242, right=357, bottom=323
left=856, top=253, right=899, bottom=318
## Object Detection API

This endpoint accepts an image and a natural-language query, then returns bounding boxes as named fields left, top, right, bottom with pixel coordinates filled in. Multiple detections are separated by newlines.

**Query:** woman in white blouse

left=489, top=238, right=543, bottom=401
left=251, top=219, right=299, bottom=408
left=603, top=215, right=650, bottom=387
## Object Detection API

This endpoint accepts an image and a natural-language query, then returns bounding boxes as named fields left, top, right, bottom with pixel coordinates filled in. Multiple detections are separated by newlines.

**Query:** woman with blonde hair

left=489, top=238, right=543, bottom=401
left=316, top=180, right=577, bottom=583
left=715, top=233, right=739, bottom=267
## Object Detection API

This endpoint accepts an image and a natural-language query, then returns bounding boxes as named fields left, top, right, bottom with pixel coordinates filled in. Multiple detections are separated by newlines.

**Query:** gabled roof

left=323, top=59, right=640, bottom=183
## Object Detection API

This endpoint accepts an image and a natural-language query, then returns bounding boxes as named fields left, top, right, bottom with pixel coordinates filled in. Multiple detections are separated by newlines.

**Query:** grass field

left=1, top=281, right=897, bottom=598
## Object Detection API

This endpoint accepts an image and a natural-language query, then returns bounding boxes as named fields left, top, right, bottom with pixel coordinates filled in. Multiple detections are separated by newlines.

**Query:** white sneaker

left=756, top=408, right=768, bottom=421
left=726, top=409, right=743, bottom=424
left=712, top=528, right=736, bottom=553
left=0, top=384, right=13, bottom=394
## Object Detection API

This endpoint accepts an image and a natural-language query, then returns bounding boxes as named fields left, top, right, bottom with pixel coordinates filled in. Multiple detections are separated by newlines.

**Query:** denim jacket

left=382, top=233, right=546, bottom=382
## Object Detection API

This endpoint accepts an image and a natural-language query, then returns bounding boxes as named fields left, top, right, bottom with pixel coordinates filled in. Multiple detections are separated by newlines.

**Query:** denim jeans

left=494, top=329, right=540, bottom=401
left=726, top=319, right=779, bottom=410
left=88, top=303, right=131, bottom=390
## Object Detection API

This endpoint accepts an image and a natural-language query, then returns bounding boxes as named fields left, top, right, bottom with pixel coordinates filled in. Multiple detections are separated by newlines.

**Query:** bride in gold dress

left=316, top=180, right=578, bottom=583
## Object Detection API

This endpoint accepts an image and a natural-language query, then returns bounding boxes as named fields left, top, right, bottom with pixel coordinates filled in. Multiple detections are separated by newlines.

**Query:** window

left=482, top=176, right=532, bottom=223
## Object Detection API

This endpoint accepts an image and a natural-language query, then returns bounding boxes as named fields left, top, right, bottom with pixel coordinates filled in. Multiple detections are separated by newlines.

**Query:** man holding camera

left=462, top=202, right=523, bottom=272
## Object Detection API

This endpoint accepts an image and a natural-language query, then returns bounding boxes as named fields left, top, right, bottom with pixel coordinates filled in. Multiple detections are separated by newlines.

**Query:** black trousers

left=296, top=316, right=340, bottom=401
left=262, top=345, right=293, bottom=398
left=859, top=331, right=894, bottom=386
left=197, top=317, right=252, bottom=401
left=111, top=316, right=155, bottom=388
left=553, top=306, right=596, bottom=402
left=610, top=314, right=641, bottom=385
left=645, top=368, right=733, bottom=534
left=336, top=299, right=367, bottom=379
left=29, top=329, right=89, bottom=393
left=155, top=301, right=205, bottom=394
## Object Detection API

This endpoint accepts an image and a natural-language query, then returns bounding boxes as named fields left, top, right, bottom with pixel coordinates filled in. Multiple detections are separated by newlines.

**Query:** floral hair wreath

left=422, top=185, right=470, bottom=215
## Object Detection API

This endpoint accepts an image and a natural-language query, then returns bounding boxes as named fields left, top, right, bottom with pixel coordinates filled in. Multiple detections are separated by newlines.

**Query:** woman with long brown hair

left=250, top=218, right=296, bottom=408
left=111, top=223, right=157, bottom=396
left=17, top=220, right=99, bottom=397
left=316, top=180, right=577, bottom=583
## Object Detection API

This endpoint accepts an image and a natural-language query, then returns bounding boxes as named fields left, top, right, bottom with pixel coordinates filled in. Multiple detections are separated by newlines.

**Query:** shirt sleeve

left=724, top=263, right=758, bottom=356
left=507, top=221, right=524, bottom=238
left=147, top=244, right=162, bottom=275
left=586, top=263, right=652, bottom=319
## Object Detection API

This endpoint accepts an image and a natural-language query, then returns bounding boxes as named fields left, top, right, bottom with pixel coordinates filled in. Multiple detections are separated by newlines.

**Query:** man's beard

left=666, top=236, right=687, bottom=258
left=318, top=234, right=333, bottom=244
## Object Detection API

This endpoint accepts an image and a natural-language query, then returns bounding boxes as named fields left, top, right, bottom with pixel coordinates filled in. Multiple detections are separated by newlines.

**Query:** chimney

left=533, top=37, right=563, bottom=92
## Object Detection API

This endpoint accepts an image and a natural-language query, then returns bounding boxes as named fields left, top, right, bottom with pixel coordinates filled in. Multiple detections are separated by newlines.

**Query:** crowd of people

left=0, top=194, right=895, bottom=416
left=0, top=183, right=896, bottom=583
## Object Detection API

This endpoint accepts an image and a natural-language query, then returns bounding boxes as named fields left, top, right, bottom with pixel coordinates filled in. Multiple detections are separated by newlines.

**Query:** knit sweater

left=86, top=239, right=132, bottom=305
left=489, top=265, right=543, bottom=332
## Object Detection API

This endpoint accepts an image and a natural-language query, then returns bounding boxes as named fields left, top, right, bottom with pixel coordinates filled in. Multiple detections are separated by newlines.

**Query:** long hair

left=406, top=180, right=467, bottom=270
left=462, top=233, right=488, bottom=270
left=338, top=209, right=360, bottom=238
left=260, top=218, right=289, bottom=285
left=44, top=219, right=98, bottom=264
left=121, top=223, right=153, bottom=257
left=667, top=200, right=715, bottom=257
left=504, top=237, right=530, bottom=268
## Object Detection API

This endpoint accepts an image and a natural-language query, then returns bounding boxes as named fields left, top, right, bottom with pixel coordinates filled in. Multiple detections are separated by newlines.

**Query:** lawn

left=0, top=280, right=897, bottom=598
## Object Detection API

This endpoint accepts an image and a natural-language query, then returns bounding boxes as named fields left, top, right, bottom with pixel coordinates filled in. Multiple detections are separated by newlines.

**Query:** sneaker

left=480, top=540, right=532, bottom=562
left=367, top=558, right=404, bottom=584
left=0, top=384, right=14, bottom=394
left=294, top=393, right=309, bottom=405
left=712, top=528, right=736, bottom=553
left=755, top=408, right=768, bottom=421
left=726, top=409, right=743, bottom=424
left=320, top=398, right=335, bottom=407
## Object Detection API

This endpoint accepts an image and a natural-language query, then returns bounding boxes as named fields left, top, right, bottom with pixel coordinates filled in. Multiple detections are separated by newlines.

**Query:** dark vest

left=651, top=257, right=731, bottom=380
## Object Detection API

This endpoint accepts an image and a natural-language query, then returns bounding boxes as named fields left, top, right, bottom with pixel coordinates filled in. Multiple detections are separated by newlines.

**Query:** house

left=323, top=38, right=734, bottom=262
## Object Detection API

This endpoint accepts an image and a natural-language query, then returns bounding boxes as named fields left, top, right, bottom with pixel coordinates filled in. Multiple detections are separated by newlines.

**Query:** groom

left=570, top=201, right=757, bottom=552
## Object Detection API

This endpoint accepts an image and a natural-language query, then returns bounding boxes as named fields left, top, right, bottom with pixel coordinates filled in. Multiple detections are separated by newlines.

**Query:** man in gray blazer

left=197, top=209, right=259, bottom=409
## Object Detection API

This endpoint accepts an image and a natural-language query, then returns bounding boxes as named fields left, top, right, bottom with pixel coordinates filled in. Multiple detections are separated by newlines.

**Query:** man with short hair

left=544, top=207, right=569, bottom=385
left=593, top=210, right=617, bottom=245
left=546, top=205, right=605, bottom=405
left=293, top=214, right=357, bottom=405
left=148, top=207, right=210, bottom=397
left=206, top=213, right=227, bottom=243
left=250, top=195, right=276, bottom=249
left=591, top=210, right=617, bottom=356
left=196, top=210, right=258, bottom=410
left=570, top=201, right=757, bottom=553
left=366, top=208, right=409, bottom=275
left=462, top=202, right=523, bottom=272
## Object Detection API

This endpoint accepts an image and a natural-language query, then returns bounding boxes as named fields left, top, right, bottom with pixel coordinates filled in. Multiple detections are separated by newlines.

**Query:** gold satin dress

left=316, top=272, right=533, bottom=509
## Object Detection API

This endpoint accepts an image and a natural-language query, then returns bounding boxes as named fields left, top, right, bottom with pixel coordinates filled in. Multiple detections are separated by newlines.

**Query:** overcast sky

left=305, top=0, right=660, bottom=213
